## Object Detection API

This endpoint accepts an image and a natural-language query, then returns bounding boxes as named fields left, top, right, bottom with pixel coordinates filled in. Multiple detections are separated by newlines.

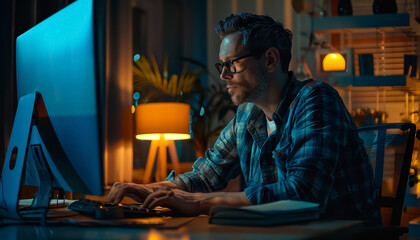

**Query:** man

left=106, top=12, right=381, bottom=225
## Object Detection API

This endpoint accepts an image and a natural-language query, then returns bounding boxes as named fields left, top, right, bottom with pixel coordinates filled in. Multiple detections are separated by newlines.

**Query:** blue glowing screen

left=16, top=0, right=102, bottom=195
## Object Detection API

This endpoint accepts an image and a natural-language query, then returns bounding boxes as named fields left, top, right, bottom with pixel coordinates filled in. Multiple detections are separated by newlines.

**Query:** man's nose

left=219, top=66, right=233, bottom=81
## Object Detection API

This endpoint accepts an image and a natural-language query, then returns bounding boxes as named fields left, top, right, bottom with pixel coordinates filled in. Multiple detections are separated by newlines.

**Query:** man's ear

left=264, top=47, right=280, bottom=73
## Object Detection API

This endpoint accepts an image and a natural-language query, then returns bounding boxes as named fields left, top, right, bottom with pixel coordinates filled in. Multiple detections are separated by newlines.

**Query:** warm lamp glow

left=136, top=102, right=191, bottom=183
left=135, top=102, right=191, bottom=140
left=322, top=53, right=346, bottom=71
left=136, top=133, right=190, bottom=140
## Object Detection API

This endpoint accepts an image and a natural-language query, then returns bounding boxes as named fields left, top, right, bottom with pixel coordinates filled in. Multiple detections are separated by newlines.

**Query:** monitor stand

left=0, top=92, right=89, bottom=220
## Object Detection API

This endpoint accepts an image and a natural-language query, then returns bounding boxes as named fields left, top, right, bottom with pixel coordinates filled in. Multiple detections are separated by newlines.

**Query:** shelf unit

left=312, top=13, right=410, bottom=33
left=313, top=13, right=416, bottom=87
left=311, top=12, right=419, bottom=124
left=312, top=12, right=418, bottom=86
left=329, top=75, right=407, bottom=87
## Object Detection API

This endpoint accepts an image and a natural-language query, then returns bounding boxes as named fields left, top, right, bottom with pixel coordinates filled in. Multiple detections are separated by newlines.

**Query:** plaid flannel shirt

left=167, top=72, right=381, bottom=225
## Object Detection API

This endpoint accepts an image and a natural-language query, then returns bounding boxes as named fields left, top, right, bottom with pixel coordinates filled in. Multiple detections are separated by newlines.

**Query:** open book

left=209, top=200, right=320, bottom=226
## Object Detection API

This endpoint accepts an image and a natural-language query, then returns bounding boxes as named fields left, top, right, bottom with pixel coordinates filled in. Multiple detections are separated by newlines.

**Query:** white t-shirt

left=266, top=117, right=276, bottom=136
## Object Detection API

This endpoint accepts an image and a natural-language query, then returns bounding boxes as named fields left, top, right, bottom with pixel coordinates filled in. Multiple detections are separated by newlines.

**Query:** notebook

left=209, top=200, right=320, bottom=226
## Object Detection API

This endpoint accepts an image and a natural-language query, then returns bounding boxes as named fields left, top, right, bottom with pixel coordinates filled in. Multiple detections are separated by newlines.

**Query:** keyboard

left=68, top=198, right=172, bottom=219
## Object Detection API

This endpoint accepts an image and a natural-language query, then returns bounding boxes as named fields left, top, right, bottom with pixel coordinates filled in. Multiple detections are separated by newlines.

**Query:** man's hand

left=105, top=182, right=153, bottom=204
left=105, top=181, right=180, bottom=204
left=142, top=188, right=203, bottom=216
left=141, top=188, right=252, bottom=216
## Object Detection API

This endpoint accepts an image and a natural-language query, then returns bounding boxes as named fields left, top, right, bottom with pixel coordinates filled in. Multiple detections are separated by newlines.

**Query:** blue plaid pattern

left=168, top=72, right=381, bottom=225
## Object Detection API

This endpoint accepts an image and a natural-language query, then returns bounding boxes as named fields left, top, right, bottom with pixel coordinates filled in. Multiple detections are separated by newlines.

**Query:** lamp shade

left=135, top=102, right=191, bottom=140
left=322, top=53, right=346, bottom=71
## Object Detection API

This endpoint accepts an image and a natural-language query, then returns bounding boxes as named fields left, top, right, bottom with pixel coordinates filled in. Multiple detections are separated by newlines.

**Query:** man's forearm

left=146, top=181, right=180, bottom=189
left=139, top=185, right=252, bottom=215
left=197, top=191, right=252, bottom=214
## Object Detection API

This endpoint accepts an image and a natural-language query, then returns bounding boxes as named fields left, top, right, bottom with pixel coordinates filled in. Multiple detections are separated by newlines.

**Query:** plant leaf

left=167, top=74, right=178, bottom=96
left=151, top=56, right=162, bottom=88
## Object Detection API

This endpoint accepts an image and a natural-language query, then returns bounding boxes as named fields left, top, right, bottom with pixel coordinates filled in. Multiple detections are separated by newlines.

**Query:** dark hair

left=215, top=12, right=293, bottom=72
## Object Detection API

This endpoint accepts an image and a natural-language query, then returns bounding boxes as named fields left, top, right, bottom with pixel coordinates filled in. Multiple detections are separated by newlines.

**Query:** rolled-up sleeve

left=169, top=116, right=241, bottom=193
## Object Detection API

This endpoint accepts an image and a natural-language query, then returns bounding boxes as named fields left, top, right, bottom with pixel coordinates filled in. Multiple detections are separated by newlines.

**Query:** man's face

left=218, top=32, right=269, bottom=106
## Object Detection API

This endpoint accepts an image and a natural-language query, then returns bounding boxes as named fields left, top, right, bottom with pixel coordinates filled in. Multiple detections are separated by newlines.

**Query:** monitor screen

left=16, top=0, right=104, bottom=196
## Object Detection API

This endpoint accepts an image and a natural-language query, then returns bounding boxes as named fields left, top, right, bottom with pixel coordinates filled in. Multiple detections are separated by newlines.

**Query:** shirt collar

left=272, top=71, right=304, bottom=122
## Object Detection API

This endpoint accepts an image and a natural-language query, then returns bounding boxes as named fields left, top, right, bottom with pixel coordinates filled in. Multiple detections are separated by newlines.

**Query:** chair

left=356, top=123, right=416, bottom=239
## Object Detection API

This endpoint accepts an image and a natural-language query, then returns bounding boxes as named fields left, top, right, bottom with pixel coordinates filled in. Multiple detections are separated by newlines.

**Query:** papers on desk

left=209, top=200, right=320, bottom=226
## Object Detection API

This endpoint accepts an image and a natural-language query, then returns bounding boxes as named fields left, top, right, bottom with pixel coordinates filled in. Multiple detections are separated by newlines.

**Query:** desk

left=0, top=214, right=364, bottom=240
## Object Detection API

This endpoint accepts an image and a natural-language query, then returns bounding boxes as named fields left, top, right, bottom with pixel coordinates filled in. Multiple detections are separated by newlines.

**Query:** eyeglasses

left=215, top=53, right=255, bottom=74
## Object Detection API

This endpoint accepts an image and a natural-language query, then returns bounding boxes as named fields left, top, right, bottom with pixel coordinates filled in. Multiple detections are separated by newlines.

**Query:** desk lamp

left=322, top=52, right=346, bottom=71
left=136, top=102, right=190, bottom=183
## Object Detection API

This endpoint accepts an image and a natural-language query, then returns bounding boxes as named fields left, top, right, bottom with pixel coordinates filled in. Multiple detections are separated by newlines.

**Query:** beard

left=230, top=72, right=269, bottom=106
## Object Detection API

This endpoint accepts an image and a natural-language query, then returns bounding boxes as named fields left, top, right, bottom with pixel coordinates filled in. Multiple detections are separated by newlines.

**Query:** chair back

left=358, top=123, right=416, bottom=226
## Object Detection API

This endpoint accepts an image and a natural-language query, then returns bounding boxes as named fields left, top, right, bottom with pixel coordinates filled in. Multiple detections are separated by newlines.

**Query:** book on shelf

left=209, top=200, right=320, bottom=226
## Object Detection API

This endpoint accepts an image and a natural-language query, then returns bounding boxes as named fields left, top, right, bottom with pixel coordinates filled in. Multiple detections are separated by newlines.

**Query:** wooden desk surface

left=0, top=214, right=364, bottom=240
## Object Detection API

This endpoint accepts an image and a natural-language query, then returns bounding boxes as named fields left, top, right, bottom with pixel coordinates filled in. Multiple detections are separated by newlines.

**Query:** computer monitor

left=0, top=0, right=117, bottom=219
left=16, top=0, right=104, bottom=196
